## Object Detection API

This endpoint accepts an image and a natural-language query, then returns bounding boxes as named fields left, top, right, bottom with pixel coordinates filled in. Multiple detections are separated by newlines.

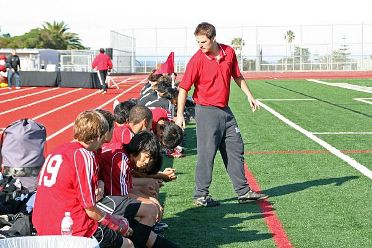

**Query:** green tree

left=284, top=30, right=295, bottom=70
left=0, top=21, right=85, bottom=49
left=293, top=46, right=310, bottom=62
left=231, top=37, right=245, bottom=55
left=41, top=21, right=85, bottom=49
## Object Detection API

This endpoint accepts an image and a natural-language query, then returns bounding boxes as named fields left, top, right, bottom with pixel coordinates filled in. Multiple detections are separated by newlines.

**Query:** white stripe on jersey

left=121, top=128, right=134, bottom=144
left=74, top=148, right=95, bottom=208
left=119, top=152, right=129, bottom=195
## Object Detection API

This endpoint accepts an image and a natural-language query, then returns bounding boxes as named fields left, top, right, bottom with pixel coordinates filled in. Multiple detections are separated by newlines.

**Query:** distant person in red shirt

left=92, top=48, right=113, bottom=94
left=33, top=110, right=133, bottom=248
left=175, top=22, right=268, bottom=207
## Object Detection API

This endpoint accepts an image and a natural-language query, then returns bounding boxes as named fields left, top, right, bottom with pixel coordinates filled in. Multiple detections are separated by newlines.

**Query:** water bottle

left=61, top=212, right=73, bottom=235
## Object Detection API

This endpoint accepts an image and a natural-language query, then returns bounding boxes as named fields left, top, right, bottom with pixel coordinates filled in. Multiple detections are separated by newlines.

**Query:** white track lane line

left=33, top=91, right=99, bottom=120
left=0, top=87, right=59, bottom=104
left=0, top=87, right=36, bottom=96
left=258, top=100, right=372, bottom=179
left=47, top=79, right=146, bottom=141
left=0, top=88, right=82, bottom=116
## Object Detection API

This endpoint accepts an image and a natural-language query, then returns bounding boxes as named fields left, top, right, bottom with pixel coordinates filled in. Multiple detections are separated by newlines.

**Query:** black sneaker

left=238, top=190, right=269, bottom=204
left=194, top=195, right=221, bottom=207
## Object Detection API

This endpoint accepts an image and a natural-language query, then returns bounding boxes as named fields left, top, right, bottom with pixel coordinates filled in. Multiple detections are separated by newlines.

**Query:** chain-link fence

left=110, top=23, right=372, bottom=73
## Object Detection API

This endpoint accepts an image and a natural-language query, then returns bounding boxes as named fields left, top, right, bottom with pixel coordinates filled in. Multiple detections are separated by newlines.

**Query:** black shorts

left=93, top=224, right=123, bottom=248
left=96, top=195, right=141, bottom=228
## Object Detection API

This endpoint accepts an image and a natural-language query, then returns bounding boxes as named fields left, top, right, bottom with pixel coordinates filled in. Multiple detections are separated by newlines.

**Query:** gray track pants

left=194, top=105, right=250, bottom=198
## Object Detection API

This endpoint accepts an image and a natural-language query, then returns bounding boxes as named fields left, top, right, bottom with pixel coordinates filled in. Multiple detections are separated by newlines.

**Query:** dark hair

left=128, top=105, right=152, bottom=125
left=162, top=122, right=184, bottom=149
left=95, top=109, right=115, bottom=131
left=114, top=100, right=137, bottom=124
left=148, top=70, right=162, bottom=82
left=162, top=87, right=178, bottom=101
left=194, top=22, right=216, bottom=39
left=156, top=79, right=172, bottom=94
left=99, top=48, right=105, bottom=53
left=123, top=131, right=162, bottom=175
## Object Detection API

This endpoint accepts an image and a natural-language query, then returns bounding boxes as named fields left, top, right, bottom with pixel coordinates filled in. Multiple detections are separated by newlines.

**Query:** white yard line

left=0, top=87, right=36, bottom=96
left=258, top=98, right=316, bottom=101
left=257, top=100, right=372, bottom=179
left=0, top=87, right=59, bottom=103
left=354, top=98, right=372, bottom=105
left=47, top=79, right=146, bottom=141
left=0, top=88, right=82, bottom=116
left=307, top=79, right=372, bottom=93
left=312, top=132, right=372, bottom=135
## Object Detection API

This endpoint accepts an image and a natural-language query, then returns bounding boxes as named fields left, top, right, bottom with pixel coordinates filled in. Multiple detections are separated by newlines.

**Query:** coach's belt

left=2, top=166, right=40, bottom=177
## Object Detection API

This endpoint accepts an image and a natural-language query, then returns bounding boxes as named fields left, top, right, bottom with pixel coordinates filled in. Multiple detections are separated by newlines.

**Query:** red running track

left=0, top=77, right=146, bottom=152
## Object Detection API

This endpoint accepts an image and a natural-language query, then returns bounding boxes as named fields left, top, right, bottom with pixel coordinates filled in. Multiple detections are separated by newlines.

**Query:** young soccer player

left=97, top=123, right=178, bottom=247
left=33, top=110, right=133, bottom=248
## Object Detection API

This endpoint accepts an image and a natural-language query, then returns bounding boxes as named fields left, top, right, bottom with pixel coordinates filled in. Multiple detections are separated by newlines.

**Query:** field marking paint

left=0, top=88, right=82, bottom=116
left=244, top=163, right=293, bottom=248
left=33, top=91, right=99, bottom=120
left=245, top=149, right=372, bottom=155
left=47, top=79, right=146, bottom=141
left=0, top=87, right=59, bottom=104
left=258, top=98, right=316, bottom=101
left=117, top=77, right=132, bottom=85
left=312, top=132, right=372, bottom=135
left=354, top=98, right=372, bottom=105
left=0, top=87, right=36, bottom=96
left=257, top=100, right=372, bottom=179
left=307, top=79, right=372, bottom=93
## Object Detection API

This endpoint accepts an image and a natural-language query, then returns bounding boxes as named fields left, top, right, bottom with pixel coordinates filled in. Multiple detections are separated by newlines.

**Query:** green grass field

left=159, top=78, right=372, bottom=248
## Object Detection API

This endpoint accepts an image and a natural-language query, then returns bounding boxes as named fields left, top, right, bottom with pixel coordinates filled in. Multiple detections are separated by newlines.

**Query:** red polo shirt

left=179, top=43, right=241, bottom=107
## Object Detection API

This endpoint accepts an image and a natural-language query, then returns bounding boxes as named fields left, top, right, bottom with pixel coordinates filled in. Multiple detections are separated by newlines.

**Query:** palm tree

left=41, top=21, right=85, bottom=50
left=231, top=37, right=245, bottom=68
left=284, top=30, right=295, bottom=70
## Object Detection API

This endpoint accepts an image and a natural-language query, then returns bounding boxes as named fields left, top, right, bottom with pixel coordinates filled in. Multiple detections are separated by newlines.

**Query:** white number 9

left=38, top=154, right=63, bottom=187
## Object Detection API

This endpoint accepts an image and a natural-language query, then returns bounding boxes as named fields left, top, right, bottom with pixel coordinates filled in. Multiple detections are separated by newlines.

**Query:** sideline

left=257, top=100, right=372, bottom=179
left=244, top=163, right=293, bottom=248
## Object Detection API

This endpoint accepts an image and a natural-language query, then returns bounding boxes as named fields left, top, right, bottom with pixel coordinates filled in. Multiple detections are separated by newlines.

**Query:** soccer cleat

left=238, top=190, right=269, bottom=204
left=194, top=195, right=220, bottom=207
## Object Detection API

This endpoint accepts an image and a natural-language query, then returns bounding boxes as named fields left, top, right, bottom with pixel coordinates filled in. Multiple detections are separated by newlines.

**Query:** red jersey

left=100, top=142, right=132, bottom=196
left=150, top=107, right=172, bottom=131
left=91, top=53, right=113, bottom=71
left=179, top=43, right=241, bottom=107
left=111, top=124, right=134, bottom=145
left=33, top=142, right=99, bottom=237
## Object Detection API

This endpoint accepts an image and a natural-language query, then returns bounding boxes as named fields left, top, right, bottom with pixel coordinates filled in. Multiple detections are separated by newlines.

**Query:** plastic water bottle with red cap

left=61, top=212, right=73, bottom=235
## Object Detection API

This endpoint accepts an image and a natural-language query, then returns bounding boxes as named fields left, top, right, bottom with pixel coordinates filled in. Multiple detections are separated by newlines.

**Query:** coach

left=175, top=22, right=268, bottom=207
